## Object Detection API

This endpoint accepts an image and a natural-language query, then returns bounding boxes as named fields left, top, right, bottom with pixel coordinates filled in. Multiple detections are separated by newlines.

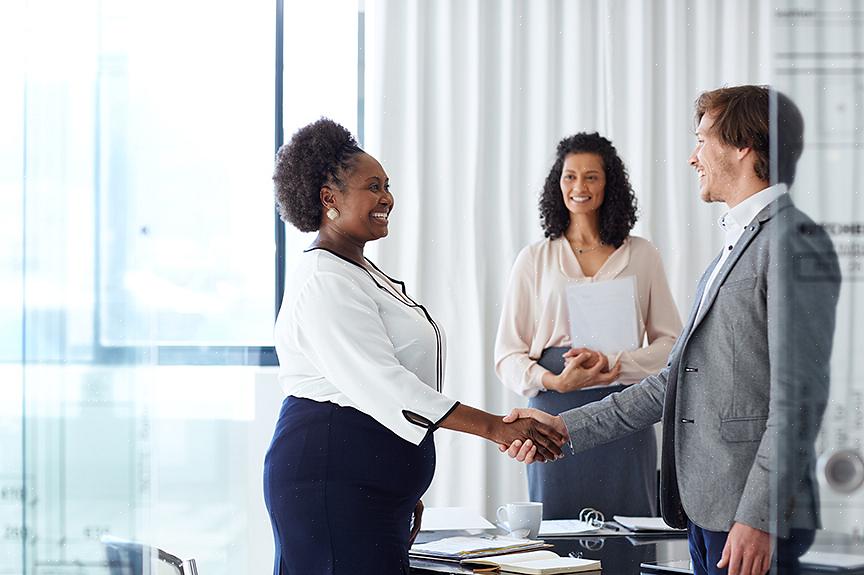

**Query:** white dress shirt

left=696, top=183, right=788, bottom=317
left=275, top=249, right=458, bottom=446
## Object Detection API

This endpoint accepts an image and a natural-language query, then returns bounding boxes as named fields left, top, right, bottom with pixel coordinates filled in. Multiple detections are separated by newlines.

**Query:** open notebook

left=464, top=550, right=600, bottom=574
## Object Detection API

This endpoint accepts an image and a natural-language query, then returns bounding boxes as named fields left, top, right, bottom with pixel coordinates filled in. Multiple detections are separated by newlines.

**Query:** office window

left=3, top=0, right=364, bottom=574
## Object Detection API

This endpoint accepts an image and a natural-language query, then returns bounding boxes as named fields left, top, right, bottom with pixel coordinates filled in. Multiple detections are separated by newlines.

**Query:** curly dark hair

left=273, top=118, right=365, bottom=232
left=538, top=132, right=638, bottom=247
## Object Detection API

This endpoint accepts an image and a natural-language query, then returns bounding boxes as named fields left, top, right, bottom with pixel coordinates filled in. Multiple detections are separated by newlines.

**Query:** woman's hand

left=408, top=500, right=424, bottom=548
left=543, top=349, right=621, bottom=393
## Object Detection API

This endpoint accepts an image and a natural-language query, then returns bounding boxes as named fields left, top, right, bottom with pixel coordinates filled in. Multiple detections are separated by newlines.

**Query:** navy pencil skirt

left=263, top=396, right=436, bottom=575
left=527, top=347, right=657, bottom=520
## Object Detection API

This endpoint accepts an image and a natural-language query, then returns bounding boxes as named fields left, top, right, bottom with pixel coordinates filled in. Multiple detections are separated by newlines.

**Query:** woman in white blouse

left=264, top=118, right=565, bottom=575
left=494, top=133, right=682, bottom=520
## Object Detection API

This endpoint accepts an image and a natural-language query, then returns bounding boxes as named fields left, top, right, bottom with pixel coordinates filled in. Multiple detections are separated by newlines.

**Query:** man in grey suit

left=501, top=85, right=840, bottom=575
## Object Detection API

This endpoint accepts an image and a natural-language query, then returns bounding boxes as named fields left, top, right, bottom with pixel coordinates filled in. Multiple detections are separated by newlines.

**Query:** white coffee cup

left=496, top=501, right=543, bottom=539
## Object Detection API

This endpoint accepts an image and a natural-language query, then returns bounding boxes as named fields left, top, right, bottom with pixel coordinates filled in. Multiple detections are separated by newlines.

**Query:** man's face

left=689, top=112, right=737, bottom=204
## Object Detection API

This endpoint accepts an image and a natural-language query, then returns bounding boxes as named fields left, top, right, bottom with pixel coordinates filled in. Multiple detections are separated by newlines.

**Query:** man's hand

left=544, top=350, right=621, bottom=393
left=408, top=500, right=424, bottom=548
left=717, top=522, right=773, bottom=575
left=497, top=408, right=569, bottom=464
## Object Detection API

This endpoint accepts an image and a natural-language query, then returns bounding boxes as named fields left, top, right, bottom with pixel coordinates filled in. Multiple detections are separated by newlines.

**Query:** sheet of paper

left=420, top=507, right=495, bottom=531
left=800, top=551, right=864, bottom=569
left=538, top=519, right=598, bottom=536
left=410, top=535, right=547, bottom=559
left=612, top=516, right=685, bottom=532
left=566, top=276, right=639, bottom=355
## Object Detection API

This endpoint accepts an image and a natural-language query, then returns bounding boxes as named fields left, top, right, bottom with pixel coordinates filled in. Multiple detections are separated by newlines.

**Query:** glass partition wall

left=14, top=0, right=278, bottom=569
left=773, top=0, right=864, bottom=541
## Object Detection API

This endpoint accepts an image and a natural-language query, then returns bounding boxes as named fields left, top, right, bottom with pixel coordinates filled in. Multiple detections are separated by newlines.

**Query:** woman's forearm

left=437, top=404, right=498, bottom=440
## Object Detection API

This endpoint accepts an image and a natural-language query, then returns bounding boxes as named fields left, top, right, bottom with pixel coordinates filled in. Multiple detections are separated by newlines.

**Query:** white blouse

left=275, top=248, right=458, bottom=445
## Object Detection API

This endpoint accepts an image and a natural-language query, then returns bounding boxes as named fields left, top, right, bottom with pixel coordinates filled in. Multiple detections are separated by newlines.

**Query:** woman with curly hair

left=494, top=133, right=682, bottom=520
left=263, top=118, right=565, bottom=575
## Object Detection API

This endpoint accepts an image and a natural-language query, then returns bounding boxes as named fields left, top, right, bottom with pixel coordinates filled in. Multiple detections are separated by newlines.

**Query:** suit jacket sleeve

left=733, top=217, right=840, bottom=535
left=560, top=366, right=667, bottom=452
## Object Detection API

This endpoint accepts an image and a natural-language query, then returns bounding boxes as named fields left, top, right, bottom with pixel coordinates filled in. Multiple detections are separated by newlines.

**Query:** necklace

left=569, top=240, right=604, bottom=255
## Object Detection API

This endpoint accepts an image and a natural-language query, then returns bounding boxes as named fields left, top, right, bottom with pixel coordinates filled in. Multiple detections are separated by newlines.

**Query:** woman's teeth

left=570, top=195, right=591, bottom=203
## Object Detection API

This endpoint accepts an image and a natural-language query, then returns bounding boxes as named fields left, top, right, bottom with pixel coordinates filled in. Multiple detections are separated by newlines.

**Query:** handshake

left=490, top=347, right=619, bottom=462
left=494, top=408, right=569, bottom=464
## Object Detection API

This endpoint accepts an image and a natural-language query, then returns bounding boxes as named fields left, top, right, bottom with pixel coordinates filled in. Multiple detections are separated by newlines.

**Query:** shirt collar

left=718, top=183, right=788, bottom=232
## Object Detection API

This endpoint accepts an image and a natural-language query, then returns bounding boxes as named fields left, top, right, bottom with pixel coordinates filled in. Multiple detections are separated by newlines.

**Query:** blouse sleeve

left=611, top=245, right=683, bottom=384
left=290, top=271, right=458, bottom=445
left=494, top=247, right=548, bottom=397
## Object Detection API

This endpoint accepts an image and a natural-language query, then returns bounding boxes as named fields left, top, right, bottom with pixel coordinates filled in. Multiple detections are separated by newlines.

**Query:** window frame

left=88, top=0, right=291, bottom=367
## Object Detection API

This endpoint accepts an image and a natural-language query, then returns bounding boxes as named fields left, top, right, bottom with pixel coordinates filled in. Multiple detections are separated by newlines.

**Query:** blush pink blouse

left=494, top=236, right=683, bottom=397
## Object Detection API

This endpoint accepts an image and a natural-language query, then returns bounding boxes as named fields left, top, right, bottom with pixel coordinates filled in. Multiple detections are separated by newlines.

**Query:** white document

left=566, top=276, right=639, bottom=355
left=800, top=551, right=864, bottom=570
left=538, top=519, right=598, bottom=536
left=419, top=507, right=495, bottom=532
left=612, top=516, right=684, bottom=532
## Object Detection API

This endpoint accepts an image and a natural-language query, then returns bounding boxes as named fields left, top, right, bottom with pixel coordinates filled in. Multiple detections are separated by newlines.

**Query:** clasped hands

left=542, top=348, right=621, bottom=393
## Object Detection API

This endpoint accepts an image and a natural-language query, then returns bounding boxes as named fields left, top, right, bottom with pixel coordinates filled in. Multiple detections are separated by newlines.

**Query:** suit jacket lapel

left=682, top=256, right=717, bottom=337
left=691, top=195, right=791, bottom=330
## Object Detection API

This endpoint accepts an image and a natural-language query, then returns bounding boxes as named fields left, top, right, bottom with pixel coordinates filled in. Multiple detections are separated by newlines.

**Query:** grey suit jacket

left=560, top=194, right=840, bottom=537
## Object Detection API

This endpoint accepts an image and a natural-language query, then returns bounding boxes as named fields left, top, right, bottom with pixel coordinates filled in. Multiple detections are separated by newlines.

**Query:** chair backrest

left=102, top=536, right=198, bottom=575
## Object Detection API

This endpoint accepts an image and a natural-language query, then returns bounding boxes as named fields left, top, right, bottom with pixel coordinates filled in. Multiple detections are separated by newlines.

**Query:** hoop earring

left=326, top=207, right=340, bottom=221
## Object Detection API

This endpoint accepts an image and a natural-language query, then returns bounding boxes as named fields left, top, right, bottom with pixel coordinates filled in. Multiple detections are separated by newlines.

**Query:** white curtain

left=362, top=0, right=772, bottom=517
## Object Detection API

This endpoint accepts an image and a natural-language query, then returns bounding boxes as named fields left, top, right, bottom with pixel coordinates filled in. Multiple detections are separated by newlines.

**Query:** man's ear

left=736, top=146, right=752, bottom=161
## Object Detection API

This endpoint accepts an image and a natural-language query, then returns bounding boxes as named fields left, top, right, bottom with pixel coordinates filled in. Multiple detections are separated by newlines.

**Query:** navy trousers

left=263, top=396, right=436, bottom=575
left=688, top=521, right=815, bottom=575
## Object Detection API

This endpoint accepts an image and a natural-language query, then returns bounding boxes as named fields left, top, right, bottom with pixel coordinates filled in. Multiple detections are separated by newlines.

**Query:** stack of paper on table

left=419, top=507, right=496, bottom=532
left=409, top=536, right=550, bottom=561
left=463, top=550, right=601, bottom=574
left=612, top=516, right=686, bottom=532
left=538, top=519, right=599, bottom=537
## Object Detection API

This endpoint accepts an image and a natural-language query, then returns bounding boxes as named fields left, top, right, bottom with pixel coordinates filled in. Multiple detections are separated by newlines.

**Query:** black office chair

left=102, top=535, right=199, bottom=575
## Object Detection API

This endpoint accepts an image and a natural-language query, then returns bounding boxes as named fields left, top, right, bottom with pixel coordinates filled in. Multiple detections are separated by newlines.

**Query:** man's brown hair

left=694, top=85, right=804, bottom=185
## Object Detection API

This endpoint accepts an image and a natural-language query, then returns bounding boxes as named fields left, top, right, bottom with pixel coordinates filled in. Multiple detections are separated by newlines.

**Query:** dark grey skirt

left=527, top=347, right=658, bottom=520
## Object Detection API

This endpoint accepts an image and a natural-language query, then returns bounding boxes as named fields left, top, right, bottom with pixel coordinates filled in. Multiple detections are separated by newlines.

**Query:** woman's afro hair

left=273, top=118, right=364, bottom=232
